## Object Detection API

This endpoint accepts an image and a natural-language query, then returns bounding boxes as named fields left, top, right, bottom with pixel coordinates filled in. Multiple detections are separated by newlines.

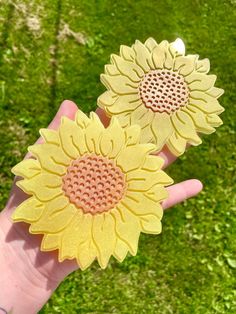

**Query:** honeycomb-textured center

left=62, top=154, right=126, bottom=215
left=139, top=70, right=189, bottom=114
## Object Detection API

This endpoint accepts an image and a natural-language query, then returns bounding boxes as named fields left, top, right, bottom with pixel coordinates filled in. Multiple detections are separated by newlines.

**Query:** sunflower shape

left=98, top=38, right=224, bottom=156
left=11, top=110, right=173, bottom=270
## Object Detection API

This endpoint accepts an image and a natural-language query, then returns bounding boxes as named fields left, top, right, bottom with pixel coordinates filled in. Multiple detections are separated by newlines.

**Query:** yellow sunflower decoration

left=12, top=110, right=173, bottom=270
left=98, top=38, right=224, bottom=156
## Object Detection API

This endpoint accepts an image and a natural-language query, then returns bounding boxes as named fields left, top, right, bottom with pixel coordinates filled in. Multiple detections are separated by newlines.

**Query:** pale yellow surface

left=11, top=110, right=173, bottom=270
left=98, top=38, right=224, bottom=156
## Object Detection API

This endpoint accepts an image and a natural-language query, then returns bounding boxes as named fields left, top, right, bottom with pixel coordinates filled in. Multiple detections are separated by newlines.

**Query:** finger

left=95, top=107, right=110, bottom=127
left=157, top=143, right=192, bottom=169
left=24, top=100, right=78, bottom=159
left=156, top=146, right=177, bottom=169
left=162, top=179, right=203, bottom=209
left=35, top=100, right=78, bottom=145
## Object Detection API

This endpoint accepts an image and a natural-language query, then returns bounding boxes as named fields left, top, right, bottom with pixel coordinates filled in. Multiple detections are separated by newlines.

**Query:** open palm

left=0, top=100, right=202, bottom=303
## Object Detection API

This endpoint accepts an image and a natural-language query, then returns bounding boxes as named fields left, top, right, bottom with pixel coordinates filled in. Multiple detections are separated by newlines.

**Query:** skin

left=0, top=100, right=203, bottom=314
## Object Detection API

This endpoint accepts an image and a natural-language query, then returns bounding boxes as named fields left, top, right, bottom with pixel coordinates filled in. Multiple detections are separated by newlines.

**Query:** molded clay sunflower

left=98, top=38, right=224, bottom=156
left=12, top=110, right=173, bottom=270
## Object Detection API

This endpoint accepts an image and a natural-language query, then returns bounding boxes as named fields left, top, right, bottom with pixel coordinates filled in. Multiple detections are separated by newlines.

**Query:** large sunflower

left=12, top=110, right=173, bottom=270
left=98, top=38, right=224, bottom=156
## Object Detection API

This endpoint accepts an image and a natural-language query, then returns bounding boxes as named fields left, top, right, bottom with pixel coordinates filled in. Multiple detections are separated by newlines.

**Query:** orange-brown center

left=139, top=69, right=189, bottom=114
left=62, top=154, right=126, bottom=215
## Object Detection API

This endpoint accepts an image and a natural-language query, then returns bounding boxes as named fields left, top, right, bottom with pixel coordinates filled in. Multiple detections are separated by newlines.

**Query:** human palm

left=0, top=100, right=202, bottom=292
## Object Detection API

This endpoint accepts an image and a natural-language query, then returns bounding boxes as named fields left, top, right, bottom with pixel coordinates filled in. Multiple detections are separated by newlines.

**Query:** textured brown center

left=139, top=69, right=189, bottom=114
left=62, top=154, right=126, bottom=215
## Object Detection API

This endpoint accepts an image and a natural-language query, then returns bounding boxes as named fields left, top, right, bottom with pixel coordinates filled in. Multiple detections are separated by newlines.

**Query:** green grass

left=0, top=0, right=235, bottom=313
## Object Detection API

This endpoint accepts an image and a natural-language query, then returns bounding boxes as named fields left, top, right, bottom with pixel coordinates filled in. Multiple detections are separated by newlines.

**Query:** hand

left=0, top=100, right=202, bottom=314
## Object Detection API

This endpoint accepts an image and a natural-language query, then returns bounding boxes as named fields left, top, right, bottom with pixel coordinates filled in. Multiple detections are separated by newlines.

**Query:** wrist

left=0, top=210, right=60, bottom=314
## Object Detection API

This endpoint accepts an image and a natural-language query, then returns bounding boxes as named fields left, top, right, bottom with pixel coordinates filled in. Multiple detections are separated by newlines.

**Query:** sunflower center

left=62, top=154, right=126, bottom=215
left=139, top=69, right=189, bottom=114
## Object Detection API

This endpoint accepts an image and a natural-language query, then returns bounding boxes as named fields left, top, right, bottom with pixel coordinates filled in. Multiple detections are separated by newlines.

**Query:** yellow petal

left=171, top=111, right=202, bottom=145
left=152, top=41, right=174, bottom=70
left=145, top=185, right=169, bottom=203
left=59, top=116, right=86, bottom=159
left=105, top=64, right=120, bottom=76
left=152, top=42, right=167, bottom=69
left=29, top=197, right=76, bottom=233
left=60, top=213, right=96, bottom=268
left=77, top=239, right=97, bottom=270
left=16, top=173, right=63, bottom=201
left=75, top=110, right=90, bottom=129
left=101, top=74, right=138, bottom=95
left=151, top=112, right=173, bottom=151
left=85, top=112, right=104, bottom=154
left=127, top=169, right=173, bottom=191
left=189, top=91, right=224, bottom=114
left=92, top=213, right=116, bottom=269
left=40, top=128, right=60, bottom=145
left=97, top=90, right=118, bottom=108
left=207, top=87, right=224, bottom=98
left=41, top=233, right=62, bottom=251
left=121, top=191, right=163, bottom=218
left=140, top=124, right=156, bottom=144
left=113, top=238, right=129, bottom=262
left=195, top=58, right=210, bottom=73
left=106, top=94, right=142, bottom=115
left=132, top=40, right=154, bottom=72
left=12, top=197, right=44, bottom=223
left=142, top=155, right=164, bottom=172
left=186, top=73, right=216, bottom=91
left=120, top=44, right=135, bottom=62
left=206, top=114, right=223, bottom=127
left=145, top=37, right=158, bottom=52
left=130, top=106, right=155, bottom=129
left=99, top=117, right=125, bottom=158
left=28, top=143, right=70, bottom=176
left=167, top=132, right=187, bottom=156
left=111, top=54, right=144, bottom=82
left=60, top=214, right=84, bottom=258
left=111, top=207, right=140, bottom=256
left=163, top=45, right=175, bottom=69
left=174, top=55, right=197, bottom=76
left=125, top=125, right=141, bottom=146
left=183, top=107, right=215, bottom=134
left=116, top=143, right=156, bottom=172
left=68, top=213, right=92, bottom=245
left=115, top=112, right=132, bottom=128
left=140, top=214, right=162, bottom=234
left=12, top=159, right=41, bottom=179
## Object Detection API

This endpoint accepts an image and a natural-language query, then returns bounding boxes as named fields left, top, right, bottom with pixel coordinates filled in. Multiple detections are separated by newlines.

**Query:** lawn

left=0, top=0, right=235, bottom=313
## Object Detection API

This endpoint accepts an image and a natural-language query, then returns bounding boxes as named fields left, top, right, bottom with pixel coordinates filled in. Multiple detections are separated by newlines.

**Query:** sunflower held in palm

left=12, top=110, right=173, bottom=270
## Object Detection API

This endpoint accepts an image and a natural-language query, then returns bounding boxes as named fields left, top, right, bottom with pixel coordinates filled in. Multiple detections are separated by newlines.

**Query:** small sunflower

left=12, top=110, right=173, bottom=270
left=98, top=38, right=224, bottom=156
